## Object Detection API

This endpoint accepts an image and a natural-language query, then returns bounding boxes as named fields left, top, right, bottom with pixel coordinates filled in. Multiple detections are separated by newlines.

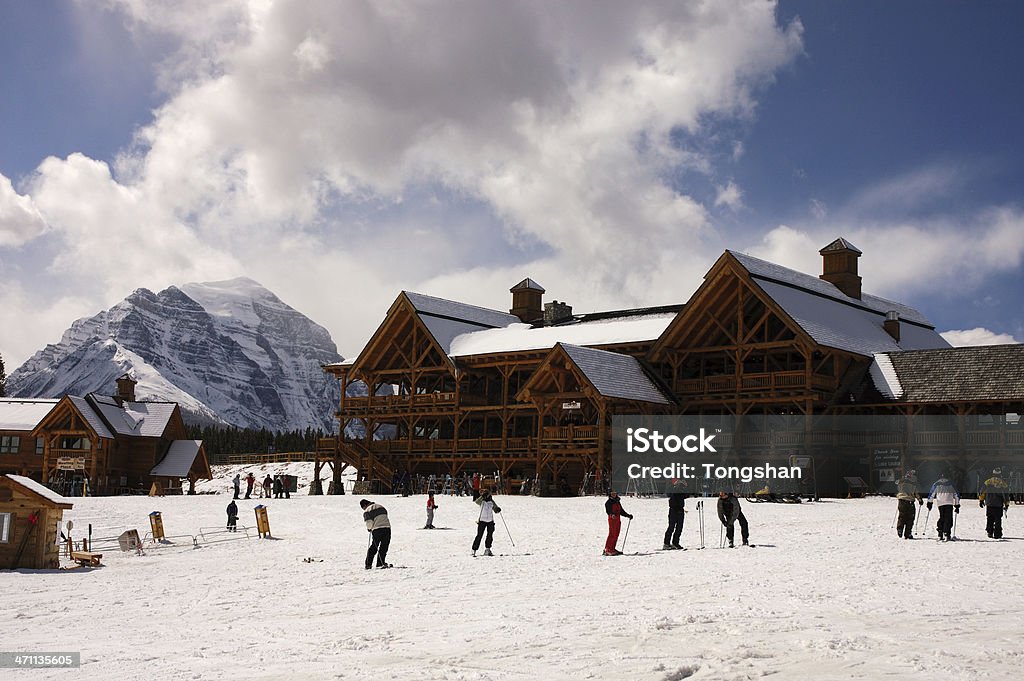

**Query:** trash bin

left=149, top=511, right=165, bottom=541
left=254, top=505, right=271, bottom=538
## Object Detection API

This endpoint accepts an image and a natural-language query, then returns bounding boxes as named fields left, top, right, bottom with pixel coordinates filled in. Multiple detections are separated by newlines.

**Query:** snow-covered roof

left=404, top=291, right=522, bottom=358
left=5, top=474, right=73, bottom=507
left=869, top=344, right=1024, bottom=402
left=0, top=398, right=59, bottom=431
left=731, top=250, right=931, bottom=325
left=450, top=312, right=676, bottom=357
left=87, top=394, right=177, bottom=437
left=151, top=440, right=204, bottom=477
left=68, top=396, right=114, bottom=439
left=730, top=251, right=949, bottom=356
left=559, top=344, right=672, bottom=405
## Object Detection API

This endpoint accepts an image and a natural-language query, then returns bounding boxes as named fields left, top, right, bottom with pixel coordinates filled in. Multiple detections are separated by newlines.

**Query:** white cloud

left=941, top=328, right=1019, bottom=347
left=3, top=1, right=805, bottom=364
left=0, top=173, right=48, bottom=247
left=714, top=181, right=743, bottom=210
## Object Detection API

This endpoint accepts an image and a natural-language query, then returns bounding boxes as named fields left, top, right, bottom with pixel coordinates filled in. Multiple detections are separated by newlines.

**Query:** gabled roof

left=66, top=396, right=115, bottom=439
left=87, top=394, right=177, bottom=438
left=729, top=251, right=949, bottom=356
left=4, top=474, right=73, bottom=509
left=404, top=291, right=521, bottom=355
left=510, top=278, right=545, bottom=292
left=869, top=344, right=1024, bottom=402
left=0, top=399, right=59, bottom=431
left=558, top=344, right=673, bottom=405
left=151, top=440, right=210, bottom=478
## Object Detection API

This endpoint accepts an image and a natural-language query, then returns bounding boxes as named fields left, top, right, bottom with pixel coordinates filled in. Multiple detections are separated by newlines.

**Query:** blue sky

left=1, top=1, right=1022, bottom=367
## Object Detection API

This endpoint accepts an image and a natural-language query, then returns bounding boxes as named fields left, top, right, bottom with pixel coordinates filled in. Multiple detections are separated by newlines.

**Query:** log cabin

left=323, top=238, right=1024, bottom=497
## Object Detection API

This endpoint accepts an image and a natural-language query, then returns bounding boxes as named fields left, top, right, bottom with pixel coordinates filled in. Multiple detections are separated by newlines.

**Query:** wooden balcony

left=676, top=371, right=837, bottom=397
left=338, top=391, right=458, bottom=415
left=358, top=436, right=535, bottom=457
left=541, top=424, right=600, bottom=445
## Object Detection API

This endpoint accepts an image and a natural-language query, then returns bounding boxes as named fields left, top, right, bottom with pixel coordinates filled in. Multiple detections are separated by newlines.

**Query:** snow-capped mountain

left=9, top=277, right=344, bottom=432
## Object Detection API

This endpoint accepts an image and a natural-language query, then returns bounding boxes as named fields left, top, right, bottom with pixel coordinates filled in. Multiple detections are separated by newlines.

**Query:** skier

left=663, top=479, right=686, bottom=550
left=895, top=470, right=923, bottom=539
left=359, top=499, right=392, bottom=569
left=273, top=475, right=283, bottom=499
left=604, top=490, right=633, bottom=556
left=980, top=468, right=1010, bottom=539
left=425, top=491, right=439, bottom=529
left=927, top=473, right=960, bottom=541
left=226, top=500, right=238, bottom=532
left=244, top=472, right=255, bottom=499
left=471, top=472, right=482, bottom=500
left=717, top=491, right=749, bottom=547
left=232, top=473, right=241, bottom=500
left=472, top=489, right=501, bottom=556
left=262, top=475, right=273, bottom=498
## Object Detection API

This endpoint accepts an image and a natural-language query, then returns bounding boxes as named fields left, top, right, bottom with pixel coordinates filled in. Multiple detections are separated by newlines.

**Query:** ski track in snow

left=2, top=494, right=1022, bottom=681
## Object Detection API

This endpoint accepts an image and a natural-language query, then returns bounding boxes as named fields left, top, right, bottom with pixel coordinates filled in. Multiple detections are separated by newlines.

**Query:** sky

left=1, top=0, right=1023, bottom=368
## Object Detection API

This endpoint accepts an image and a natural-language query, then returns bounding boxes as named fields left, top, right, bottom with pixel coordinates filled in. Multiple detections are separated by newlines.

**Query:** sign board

left=55, top=457, right=87, bottom=471
left=118, top=529, right=143, bottom=553
left=789, top=456, right=812, bottom=468
left=561, top=401, right=582, bottom=410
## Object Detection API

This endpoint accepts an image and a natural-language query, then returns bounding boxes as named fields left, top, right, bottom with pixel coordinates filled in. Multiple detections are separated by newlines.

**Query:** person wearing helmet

left=896, top=470, right=923, bottom=539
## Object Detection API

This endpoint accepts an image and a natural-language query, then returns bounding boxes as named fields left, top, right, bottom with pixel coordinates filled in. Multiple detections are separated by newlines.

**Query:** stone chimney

left=819, top=237, right=862, bottom=300
left=544, top=300, right=573, bottom=325
left=115, top=373, right=137, bottom=403
left=510, top=278, right=544, bottom=323
left=883, top=310, right=900, bottom=342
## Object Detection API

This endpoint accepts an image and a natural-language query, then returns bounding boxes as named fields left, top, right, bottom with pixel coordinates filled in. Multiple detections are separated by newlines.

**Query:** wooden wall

left=0, top=481, right=67, bottom=570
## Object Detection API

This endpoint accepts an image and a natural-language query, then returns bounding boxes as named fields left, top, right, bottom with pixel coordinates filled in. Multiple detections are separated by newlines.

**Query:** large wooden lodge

left=324, top=239, right=1024, bottom=497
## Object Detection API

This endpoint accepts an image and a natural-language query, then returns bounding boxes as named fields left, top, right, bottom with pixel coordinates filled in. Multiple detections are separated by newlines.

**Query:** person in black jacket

left=360, top=499, right=392, bottom=569
left=717, top=491, right=749, bottom=548
left=980, top=468, right=1010, bottom=539
left=664, top=479, right=686, bottom=549
left=604, top=490, right=633, bottom=556
left=226, top=500, right=238, bottom=532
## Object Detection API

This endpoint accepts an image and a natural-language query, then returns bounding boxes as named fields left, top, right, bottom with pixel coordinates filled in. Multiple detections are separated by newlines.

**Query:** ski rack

left=625, top=475, right=659, bottom=498
left=197, top=525, right=252, bottom=544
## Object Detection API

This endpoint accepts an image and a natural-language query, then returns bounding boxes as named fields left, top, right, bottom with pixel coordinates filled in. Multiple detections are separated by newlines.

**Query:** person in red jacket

left=604, top=490, right=633, bottom=556
left=424, top=491, right=439, bottom=529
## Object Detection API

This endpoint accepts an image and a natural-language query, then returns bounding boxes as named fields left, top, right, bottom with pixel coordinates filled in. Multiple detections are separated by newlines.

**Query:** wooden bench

left=71, top=551, right=103, bottom=567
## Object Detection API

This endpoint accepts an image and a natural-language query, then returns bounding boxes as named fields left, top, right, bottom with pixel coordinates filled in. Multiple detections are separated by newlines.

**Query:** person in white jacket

left=359, top=499, right=392, bottom=569
left=927, top=474, right=961, bottom=541
left=472, top=490, right=501, bottom=556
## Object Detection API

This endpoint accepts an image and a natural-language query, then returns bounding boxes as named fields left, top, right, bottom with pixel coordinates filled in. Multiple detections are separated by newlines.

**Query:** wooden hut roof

left=869, top=344, right=1024, bottom=402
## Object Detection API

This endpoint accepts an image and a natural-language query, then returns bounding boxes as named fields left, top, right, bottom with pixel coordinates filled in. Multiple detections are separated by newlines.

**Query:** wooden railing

left=225, top=451, right=319, bottom=465
left=339, top=391, right=458, bottom=413
left=677, top=371, right=837, bottom=396
left=358, top=436, right=535, bottom=456
left=542, top=425, right=600, bottom=442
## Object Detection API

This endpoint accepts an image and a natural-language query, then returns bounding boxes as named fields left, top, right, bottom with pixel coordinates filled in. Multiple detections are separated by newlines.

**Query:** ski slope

left=2, top=492, right=1022, bottom=680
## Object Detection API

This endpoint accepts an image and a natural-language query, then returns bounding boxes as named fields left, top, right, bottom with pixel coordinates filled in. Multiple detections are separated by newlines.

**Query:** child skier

left=472, top=489, right=501, bottom=556
left=604, top=490, right=633, bottom=556
left=717, top=491, right=749, bottom=547
left=980, top=468, right=1010, bottom=539
left=226, top=500, right=238, bottom=532
left=895, top=470, right=923, bottom=539
left=360, top=499, right=392, bottom=569
left=927, top=473, right=960, bottom=541
left=425, top=491, right=439, bottom=529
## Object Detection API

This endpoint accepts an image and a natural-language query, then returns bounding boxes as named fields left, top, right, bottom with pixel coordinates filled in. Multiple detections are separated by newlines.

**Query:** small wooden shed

left=0, top=474, right=73, bottom=570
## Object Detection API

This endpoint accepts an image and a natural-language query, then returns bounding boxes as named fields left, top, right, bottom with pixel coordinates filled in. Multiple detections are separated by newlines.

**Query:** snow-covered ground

left=3, top=489, right=1023, bottom=681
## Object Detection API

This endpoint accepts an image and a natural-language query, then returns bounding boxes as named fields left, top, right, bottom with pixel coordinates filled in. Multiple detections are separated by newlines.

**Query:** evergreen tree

left=0, top=351, right=6, bottom=398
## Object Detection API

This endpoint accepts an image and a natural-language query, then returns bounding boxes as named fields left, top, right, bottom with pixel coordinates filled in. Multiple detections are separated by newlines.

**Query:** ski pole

left=952, top=509, right=958, bottom=539
left=923, top=506, right=932, bottom=537
left=620, top=516, right=631, bottom=553
left=719, top=522, right=724, bottom=548
left=891, top=510, right=898, bottom=529
left=499, top=512, right=515, bottom=547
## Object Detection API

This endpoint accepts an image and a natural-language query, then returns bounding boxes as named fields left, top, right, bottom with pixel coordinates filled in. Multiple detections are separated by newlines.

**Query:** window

left=0, top=512, right=11, bottom=543
left=36, top=438, right=44, bottom=455
left=0, top=436, right=20, bottom=454
left=59, top=437, right=88, bottom=450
